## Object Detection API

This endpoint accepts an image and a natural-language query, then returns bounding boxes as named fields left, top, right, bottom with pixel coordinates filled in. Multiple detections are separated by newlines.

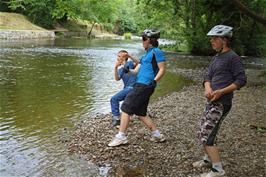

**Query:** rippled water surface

left=0, top=38, right=144, bottom=177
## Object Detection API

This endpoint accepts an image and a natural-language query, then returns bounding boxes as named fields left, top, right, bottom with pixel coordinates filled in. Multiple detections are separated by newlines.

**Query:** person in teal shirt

left=108, top=29, right=166, bottom=147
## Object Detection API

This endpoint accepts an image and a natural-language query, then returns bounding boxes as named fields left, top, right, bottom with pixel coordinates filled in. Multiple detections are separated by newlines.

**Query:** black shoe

left=110, top=119, right=120, bottom=127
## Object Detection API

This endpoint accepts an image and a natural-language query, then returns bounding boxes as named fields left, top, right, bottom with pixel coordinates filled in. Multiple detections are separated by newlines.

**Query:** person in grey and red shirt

left=194, top=25, right=247, bottom=177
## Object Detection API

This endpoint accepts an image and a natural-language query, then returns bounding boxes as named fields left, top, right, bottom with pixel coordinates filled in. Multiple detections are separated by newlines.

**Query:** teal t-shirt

left=137, top=47, right=165, bottom=85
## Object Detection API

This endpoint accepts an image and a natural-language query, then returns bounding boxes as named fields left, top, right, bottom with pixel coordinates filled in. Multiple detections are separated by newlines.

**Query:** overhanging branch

left=232, top=0, right=266, bottom=26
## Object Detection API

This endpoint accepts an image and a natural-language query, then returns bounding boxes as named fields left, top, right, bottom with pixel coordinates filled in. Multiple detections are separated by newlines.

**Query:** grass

left=123, top=32, right=132, bottom=39
left=151, top=72, right=194, bottom=101
left=169, top=60, right=208, bottom=70
left=0, top=12, right=45, bottom=30
left=259, top=69, right=266, bottom=91
left=62, top=19, right=87, bottom=32
left=161, top=42, right=190, bottom=54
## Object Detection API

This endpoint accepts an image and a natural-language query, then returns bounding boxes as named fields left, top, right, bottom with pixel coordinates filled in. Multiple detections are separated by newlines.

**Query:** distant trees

left=1, top=0, right=265, bottom=56
left=1, top=0, right=123, bottom=29
left=132, top=0, right=266, bottom=56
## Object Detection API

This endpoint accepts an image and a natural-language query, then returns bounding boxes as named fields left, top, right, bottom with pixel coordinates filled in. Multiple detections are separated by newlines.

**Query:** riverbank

left=0, top=12, right=55, bottom=39
left=0, top=12, right=117, bottom=39
left=0, top=29, right=55, bottom=39
left=64, top=68, right=266, bottom=177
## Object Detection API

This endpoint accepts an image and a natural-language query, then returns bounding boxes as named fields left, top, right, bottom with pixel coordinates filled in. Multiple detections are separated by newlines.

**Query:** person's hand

left=123, top=65, right=130, bottom=73
left=204, top=87, right=213, bottom=100
left=115, top=60, right=121, bottom=68
left=210, top=89, right=223, bottom=101
left=151, top=80, right=157, bottom=88
left=120, top=52, right=128, bottom=60
left=125, top=53, right=131, bottom=59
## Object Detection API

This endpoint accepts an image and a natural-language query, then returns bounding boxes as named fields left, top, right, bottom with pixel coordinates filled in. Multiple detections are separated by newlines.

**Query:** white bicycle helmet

left=141, top=29, right=160, bottom=39
left=207, top=25, right=233, bottom=38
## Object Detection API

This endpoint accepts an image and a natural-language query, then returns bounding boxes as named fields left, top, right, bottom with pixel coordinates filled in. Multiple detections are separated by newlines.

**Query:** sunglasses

left=142, top=37, right=148, bottom=41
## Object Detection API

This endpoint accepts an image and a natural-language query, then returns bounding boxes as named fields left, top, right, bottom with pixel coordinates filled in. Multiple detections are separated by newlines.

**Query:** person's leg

left=193, top=147, right=211, bottom=168
left=204, top=104, right=231, bottom=172
left=198, top=104, right=231, bottom=176
left=139, top=115, right=165, bottom=142
left=119, top=111, right=131, bottom=133
left=200, top=145, right=225, bottom=177
left=139, top=115, right=157, bottom=131
left=108, top=88, right=136, bottom=147
left=110, top=88, right=131, bottom=127
left=110, top=89, right=130, bottom=118
left=108, top=111, right=130, bottom=146
left=205, top=145, right=221, bottom=163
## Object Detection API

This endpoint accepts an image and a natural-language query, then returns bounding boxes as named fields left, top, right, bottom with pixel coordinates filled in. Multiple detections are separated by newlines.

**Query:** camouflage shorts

left=197, top=102, right=231, bottom=145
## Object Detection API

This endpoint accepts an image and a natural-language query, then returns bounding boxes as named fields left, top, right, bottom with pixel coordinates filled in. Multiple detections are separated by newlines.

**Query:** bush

left=123, top=32, right=132, bottom=39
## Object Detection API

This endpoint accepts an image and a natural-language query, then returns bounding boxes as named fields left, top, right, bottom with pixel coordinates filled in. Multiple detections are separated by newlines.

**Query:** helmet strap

left=218, top=38, right=228, bottom=54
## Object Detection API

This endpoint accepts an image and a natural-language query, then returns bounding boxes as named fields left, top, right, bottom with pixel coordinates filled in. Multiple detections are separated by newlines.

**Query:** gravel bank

left=65, top=68, right=266, bottom=177
left=0, top=29, right=55, bottom=39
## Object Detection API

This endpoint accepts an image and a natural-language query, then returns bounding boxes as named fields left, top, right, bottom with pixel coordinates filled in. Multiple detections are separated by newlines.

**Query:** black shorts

left=121, top=83, right=155, bottom=116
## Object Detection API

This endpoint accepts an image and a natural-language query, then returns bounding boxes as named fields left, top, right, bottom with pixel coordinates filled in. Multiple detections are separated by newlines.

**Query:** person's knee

left=110, top=96, right=118, bottom=103
left=205, top=141, right=215, bottom=146
left=121, top=112, right=131, bottom=120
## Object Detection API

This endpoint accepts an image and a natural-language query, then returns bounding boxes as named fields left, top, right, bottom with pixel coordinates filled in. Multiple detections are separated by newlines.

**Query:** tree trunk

left=87, top=22, right=96, bottom=37
left=232, top=0, right=266, bottom=27
left=191, top=0, right=196, bottom=30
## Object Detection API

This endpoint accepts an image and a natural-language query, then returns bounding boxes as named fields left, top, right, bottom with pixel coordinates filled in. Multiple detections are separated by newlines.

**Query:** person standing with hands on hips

left=110, top=50, right=139, bottom=127
left=108, top=29, right=166, bottom=147
left=194, top=25, right=247, bottom=177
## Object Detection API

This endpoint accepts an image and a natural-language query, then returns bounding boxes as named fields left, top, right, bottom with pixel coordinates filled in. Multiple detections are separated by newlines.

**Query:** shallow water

left=0, top=38, right=144, bottom=177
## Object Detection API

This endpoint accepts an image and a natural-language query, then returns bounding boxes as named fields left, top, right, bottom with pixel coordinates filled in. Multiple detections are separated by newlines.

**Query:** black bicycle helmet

left=141, top=29, right=160, bottom=39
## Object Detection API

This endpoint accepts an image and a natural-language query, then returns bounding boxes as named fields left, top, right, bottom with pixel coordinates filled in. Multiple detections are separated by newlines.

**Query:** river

left=0, top=38, right=147, bottom=177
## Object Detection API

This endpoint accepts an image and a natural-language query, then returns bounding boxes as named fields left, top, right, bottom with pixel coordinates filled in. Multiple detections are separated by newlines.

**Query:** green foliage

left=0, top=0, right=11, bottom=12
left=131, top=0, right=266, bottom=56
left=5, top=0, right=56, bottom=28
left=116, top=9, right=137, bottom=35
left=52, top=0, right=79, bottom=20
left=2, top=0, right=266, bottom=56
left=160, top=44, right=180, bottom=52
left=259, top=70, right=266, bottom=91
left=104, top=23, right=114, bottom=32
left=123, top=32, right=132, bottom=39
left=63, top=20, right=87, bottom=32
left=4, top=0, right=123, bottom=29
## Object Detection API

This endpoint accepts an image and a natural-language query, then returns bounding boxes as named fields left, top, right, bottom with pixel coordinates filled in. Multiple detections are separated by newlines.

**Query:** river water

left=0, top=38, right=146, bottom=177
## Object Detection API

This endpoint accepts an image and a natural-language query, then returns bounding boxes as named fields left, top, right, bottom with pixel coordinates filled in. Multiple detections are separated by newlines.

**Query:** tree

left=232, top=0, right=266, bottom=27
left=131, top=0, right=266, bottom=56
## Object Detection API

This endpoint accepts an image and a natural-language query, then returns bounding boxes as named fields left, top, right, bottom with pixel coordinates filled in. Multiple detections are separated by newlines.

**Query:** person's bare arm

left=204, top=81, right=213, bottom=100
left=154, top=61, right=166, bottom=82
left=211, top=83, right=238, bottom=101
left=128, top=64, right=140, bottom=75
left=114, top=61, right=121, bottom=81
left=127, top=54, right=139, bottom=66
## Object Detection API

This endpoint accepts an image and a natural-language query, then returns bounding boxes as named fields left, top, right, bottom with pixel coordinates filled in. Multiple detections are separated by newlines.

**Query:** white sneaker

left=108, top=136, right=128, bottom=147
left=150, top=134, right=166, bottom=142
left=200, top=169, right=225, bottom=177
left=192, top=159, right=211, bottom=168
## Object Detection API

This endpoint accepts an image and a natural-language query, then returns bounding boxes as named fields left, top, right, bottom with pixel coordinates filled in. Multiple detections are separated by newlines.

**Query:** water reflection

left=0, top=38, right=143, bottom=177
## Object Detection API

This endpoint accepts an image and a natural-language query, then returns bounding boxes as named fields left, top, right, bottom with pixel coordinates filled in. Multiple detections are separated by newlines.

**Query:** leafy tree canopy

left=1, top=0, right=266, bottom=56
